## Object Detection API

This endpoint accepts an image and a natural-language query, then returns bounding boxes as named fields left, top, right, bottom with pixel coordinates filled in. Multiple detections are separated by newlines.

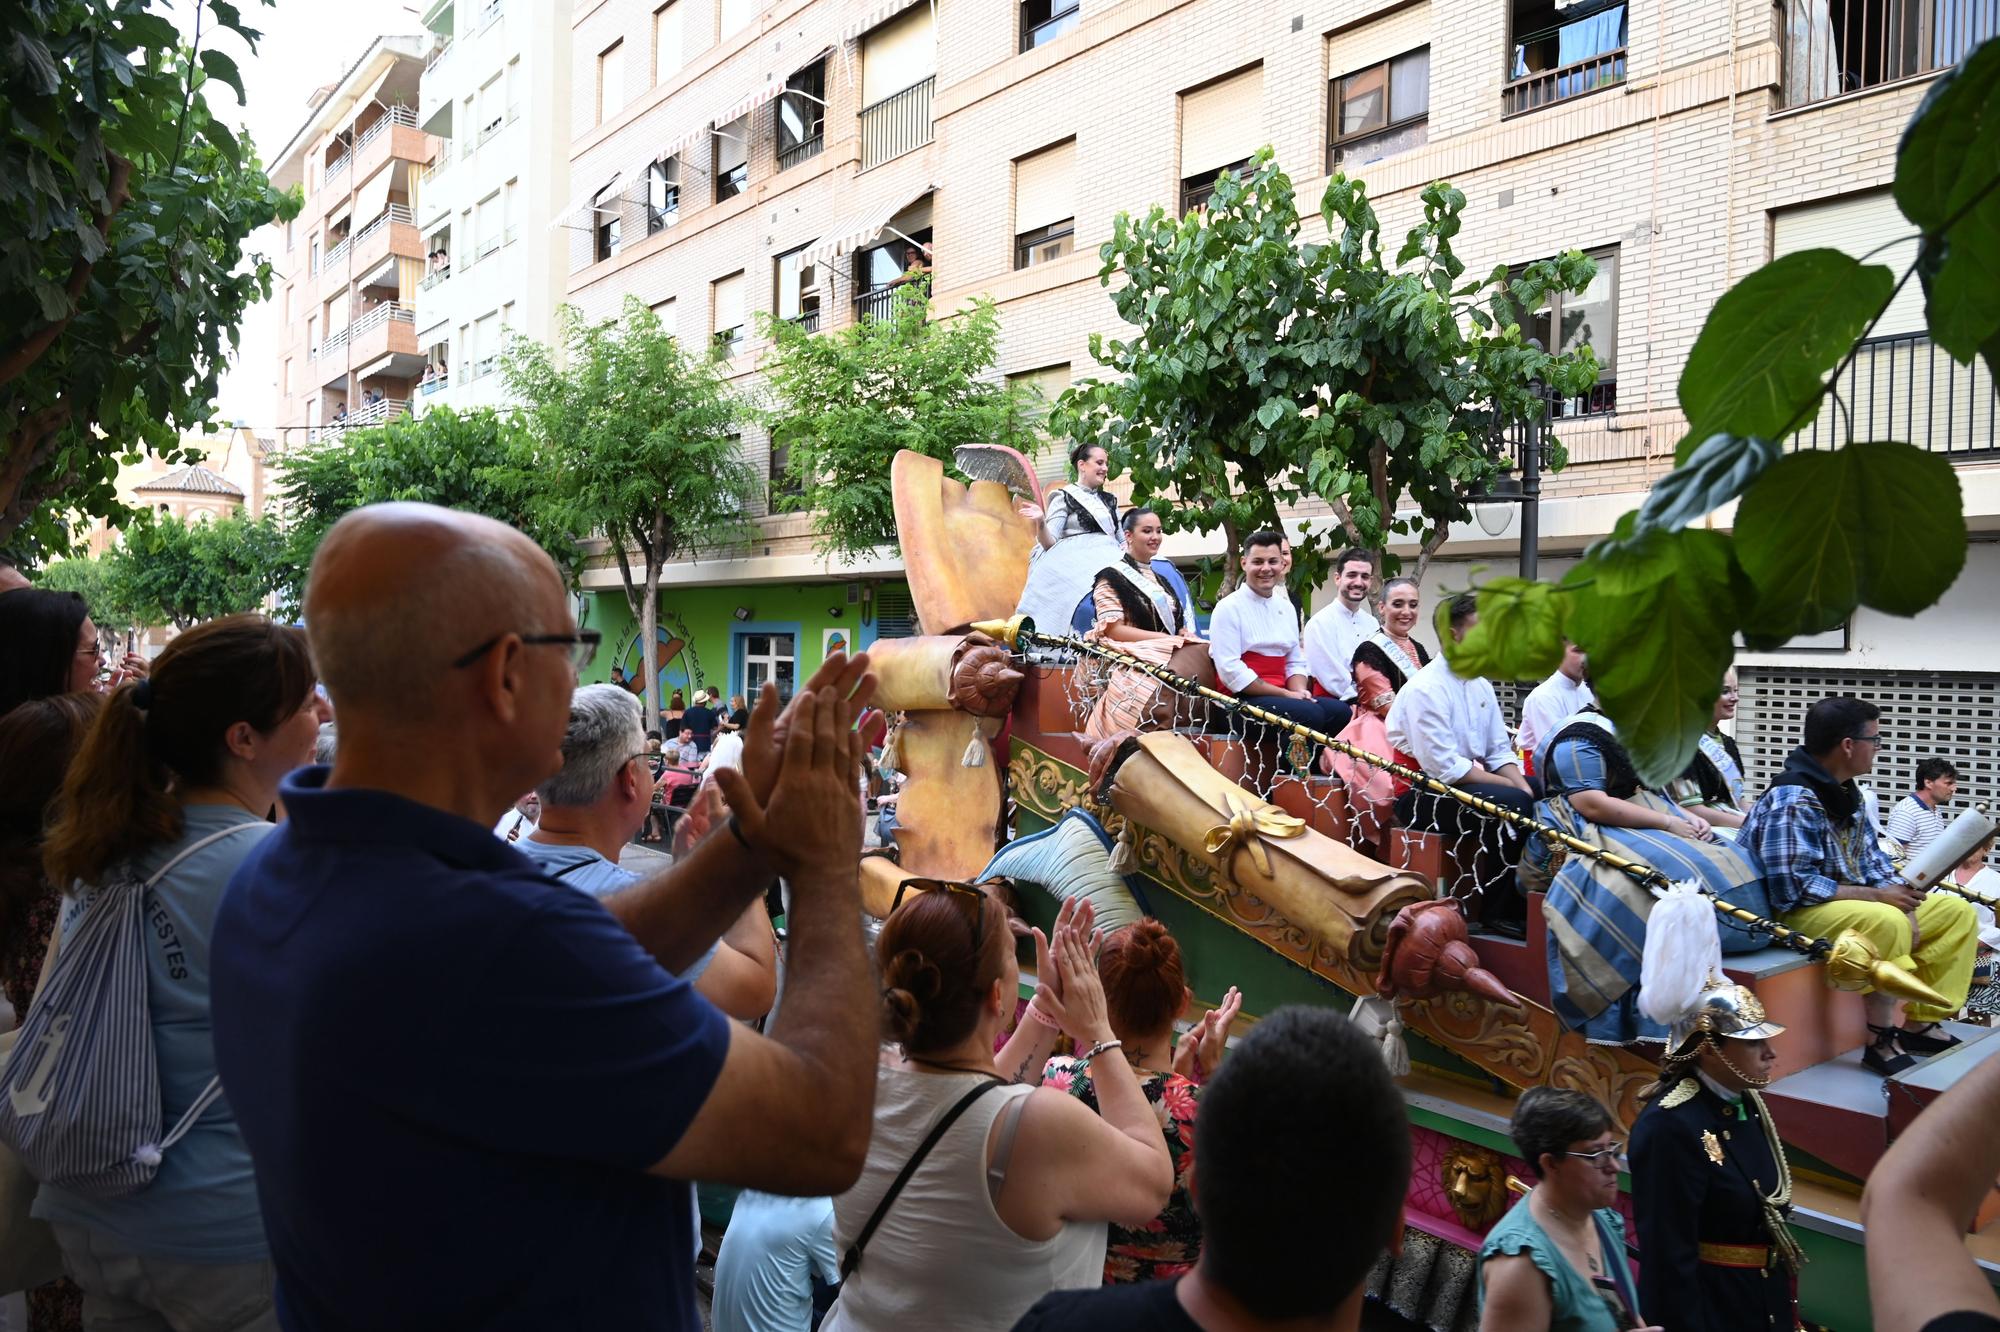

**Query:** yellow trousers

left=1787, top=892, right=1979, bottom=1023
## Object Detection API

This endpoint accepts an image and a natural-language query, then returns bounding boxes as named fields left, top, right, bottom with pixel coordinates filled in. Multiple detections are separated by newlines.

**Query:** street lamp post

left=1469, top=379, right=1556, bottom=582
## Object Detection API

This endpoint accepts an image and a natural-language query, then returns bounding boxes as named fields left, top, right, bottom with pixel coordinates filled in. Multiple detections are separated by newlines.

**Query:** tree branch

left=0, top=154, right=133, bottom=387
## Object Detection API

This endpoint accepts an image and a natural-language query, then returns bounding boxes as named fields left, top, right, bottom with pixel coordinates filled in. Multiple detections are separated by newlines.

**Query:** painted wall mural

left=610, top=610, right=710, bottom=703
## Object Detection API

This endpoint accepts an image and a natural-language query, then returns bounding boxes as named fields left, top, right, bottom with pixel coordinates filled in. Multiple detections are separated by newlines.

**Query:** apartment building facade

left=267, top=37, right=439, bottom=443
left=411, top=0, right=575, bottom=413
left=559, top=0, right=1997, bottom=788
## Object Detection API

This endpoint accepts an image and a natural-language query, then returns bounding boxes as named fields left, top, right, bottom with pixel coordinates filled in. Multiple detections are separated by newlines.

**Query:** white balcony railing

left=325, top=149, right=351, bottom=182
left=352, top=103, right=420, bottom=157
left=426, top=37, right=453, bottom=72
left=478, top=0, right=503, bottom=30
left=323, top=235, right=351, bottom=270
left=318, top=328, right=350, bottom=358
left=347, top=302, right=416, bottom=340
left=352, top=203, right=416, bottom=250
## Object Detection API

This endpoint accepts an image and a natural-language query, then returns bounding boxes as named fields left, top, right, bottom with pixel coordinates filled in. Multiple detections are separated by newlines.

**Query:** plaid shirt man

left=1740, top=780, right=1906, bottom=914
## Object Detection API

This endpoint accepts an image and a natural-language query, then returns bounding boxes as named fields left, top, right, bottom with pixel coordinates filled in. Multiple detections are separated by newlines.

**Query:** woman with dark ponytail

left=823, top=891, right=1173, bottom=1331
left=33, top=614, right=324, bottom=1329
left=1042, top=918, right=1242, bottom=1284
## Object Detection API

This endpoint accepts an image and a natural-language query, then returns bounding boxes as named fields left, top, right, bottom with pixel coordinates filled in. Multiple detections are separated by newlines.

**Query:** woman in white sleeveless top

left=823, top=892, right=1171, bottom=1332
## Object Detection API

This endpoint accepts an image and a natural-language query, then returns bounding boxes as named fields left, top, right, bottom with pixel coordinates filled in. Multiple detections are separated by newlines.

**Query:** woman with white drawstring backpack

left=5, top=617, right=325, bottom=1331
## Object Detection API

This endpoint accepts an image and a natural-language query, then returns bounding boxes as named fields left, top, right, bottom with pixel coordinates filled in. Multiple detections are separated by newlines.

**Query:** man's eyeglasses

left=1562, top=1141, right=1626, bottom=1167
left=1850, top=731, right=1885, bottom=747
left=451, top=630, right=601, bottom=673
left=891, top=878, right=989, bottom=953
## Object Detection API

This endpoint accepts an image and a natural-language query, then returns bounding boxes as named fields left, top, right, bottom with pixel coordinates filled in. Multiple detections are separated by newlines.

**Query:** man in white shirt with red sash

left=1209, top=530, right=1351, bottom=756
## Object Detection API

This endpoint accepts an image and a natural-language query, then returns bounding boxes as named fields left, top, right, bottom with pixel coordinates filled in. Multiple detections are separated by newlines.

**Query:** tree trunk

left=1412, top=523, right=1451, bottom=592
left=611, top=525, right=652, bottom=725
left=641, top=559, right=662, bottom=734
left=1219, top=516, right=1242, bottom=595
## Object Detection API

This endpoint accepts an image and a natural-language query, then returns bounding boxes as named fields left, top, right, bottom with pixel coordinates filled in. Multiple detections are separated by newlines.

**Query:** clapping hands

left=1173, top=986, right=1242, bottom=1084
left=1027, top=899, right=1110, bottom=1045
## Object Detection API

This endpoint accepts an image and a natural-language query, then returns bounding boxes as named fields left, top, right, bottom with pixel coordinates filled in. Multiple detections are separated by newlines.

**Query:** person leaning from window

left=1669, top=667, right=1752, bottom=831
left=1479, top=1088, right=1653, bottom=1332
left=1738, top=695, right=1980, bottom=1076
left=1887, top=758, right=1961, bottom=861
left=1040, top=919, right=1241, bottom=1285
left=820, top=893, right=1172, bottom=1332
left=36, top=616, right=330, bottom=1330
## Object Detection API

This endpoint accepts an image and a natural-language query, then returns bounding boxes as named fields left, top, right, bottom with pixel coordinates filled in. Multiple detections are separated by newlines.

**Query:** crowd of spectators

left=2, top=505, right=1998, bottom=1332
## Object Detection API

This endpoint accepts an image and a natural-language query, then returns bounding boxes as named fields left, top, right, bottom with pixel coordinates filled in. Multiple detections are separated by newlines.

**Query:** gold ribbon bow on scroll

left=1202, top=791, right=1307, bottom=881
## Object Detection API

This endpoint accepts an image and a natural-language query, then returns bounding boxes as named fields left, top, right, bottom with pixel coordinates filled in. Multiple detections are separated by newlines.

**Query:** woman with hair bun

left=33, top=614, right=327, bottom=1329
left=823, top=892, right=1172, bottom=1331
left=1042, top=918, right=1242, bottom=1284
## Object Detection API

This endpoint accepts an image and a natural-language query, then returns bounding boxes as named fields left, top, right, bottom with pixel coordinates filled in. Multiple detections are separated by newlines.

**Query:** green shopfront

left=580, top=578, right=914, bottom=714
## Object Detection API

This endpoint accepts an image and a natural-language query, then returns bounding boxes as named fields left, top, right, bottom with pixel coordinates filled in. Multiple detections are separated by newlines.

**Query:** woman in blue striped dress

left=1524, top=711, right=1773, bottom=1045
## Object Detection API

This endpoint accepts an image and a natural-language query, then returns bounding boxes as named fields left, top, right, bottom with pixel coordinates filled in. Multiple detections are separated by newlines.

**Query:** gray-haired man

left=519, top=683, right=777, bottom=1020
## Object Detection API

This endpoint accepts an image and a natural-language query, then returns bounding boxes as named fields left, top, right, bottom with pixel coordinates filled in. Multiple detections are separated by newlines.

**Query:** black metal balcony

left=1794, top=332, right=1999, bottom=458
left=1782, top=0, right=1996, bottom=108
left=778, top=135, right=824, bottom=172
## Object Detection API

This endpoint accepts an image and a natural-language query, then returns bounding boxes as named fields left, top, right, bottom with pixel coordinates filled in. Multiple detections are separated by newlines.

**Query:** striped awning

left=797, top=183, right=933, bottom=270
left=549, top=171, right=624, bottom=231
left=839, top=0, right=926, bottom=43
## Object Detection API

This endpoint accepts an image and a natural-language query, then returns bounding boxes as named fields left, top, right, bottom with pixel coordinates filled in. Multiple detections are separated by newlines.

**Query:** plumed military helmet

left=1667, top=977, right=1786, bottom=1054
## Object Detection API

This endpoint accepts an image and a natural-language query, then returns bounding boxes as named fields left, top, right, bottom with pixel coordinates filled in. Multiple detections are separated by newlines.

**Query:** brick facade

left=555, top=0, right=1992, bottom=577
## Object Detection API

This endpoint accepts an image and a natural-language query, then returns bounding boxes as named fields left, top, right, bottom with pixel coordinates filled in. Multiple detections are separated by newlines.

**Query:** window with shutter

left=1014, top=140, right=1076, bottom=270
left=713, top=271, right=747, bottom=356
left=1178, top=67, right=1262, bottom=215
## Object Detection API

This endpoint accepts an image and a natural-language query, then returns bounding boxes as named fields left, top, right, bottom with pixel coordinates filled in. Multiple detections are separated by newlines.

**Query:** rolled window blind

left=1015, top=139, right=1076, bottom=233
left=1179, top=66, right=1263, bottom=177
left=1773, top=191, right=1923, bottom=337
left=1326, top=3, right=1432, bottom=82
left=862, top=4, right=935, bottom=105
left=714, top=272, right=746, bottom=332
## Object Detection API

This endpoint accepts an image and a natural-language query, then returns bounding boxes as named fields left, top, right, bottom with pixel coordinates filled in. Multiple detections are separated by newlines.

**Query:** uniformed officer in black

left=1630, top=979, right=1801, bottom=1332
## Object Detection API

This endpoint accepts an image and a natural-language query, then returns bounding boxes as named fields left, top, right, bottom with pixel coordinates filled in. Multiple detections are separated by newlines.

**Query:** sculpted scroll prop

left=1097, top=731, right=1431, bottom=971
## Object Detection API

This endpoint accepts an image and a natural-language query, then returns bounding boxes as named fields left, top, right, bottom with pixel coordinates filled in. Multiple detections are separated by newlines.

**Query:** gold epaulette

left=1660, top=1077, right=1700, bottom=1109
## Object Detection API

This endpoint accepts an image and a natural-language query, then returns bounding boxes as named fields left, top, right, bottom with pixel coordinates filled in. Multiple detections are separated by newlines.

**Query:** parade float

left=862, top=447, right=2000, bottom=1332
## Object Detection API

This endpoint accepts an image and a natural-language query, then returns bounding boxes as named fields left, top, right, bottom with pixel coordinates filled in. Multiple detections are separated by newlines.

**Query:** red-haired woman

left=1042, top=918, right=1242, bottom=1284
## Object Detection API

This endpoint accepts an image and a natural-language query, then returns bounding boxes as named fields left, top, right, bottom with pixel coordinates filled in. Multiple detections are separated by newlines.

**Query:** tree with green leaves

left=503, top=298, right=760, bottom=726
left=273, top=405, right=578, bottom=608
left=1, top=0, right=297, bottom=558
left=1448, top=38, right=2000, bottom=784
left=1050, top=150, right=1600, bottom=594
left=37, top=552, right=140, bottom=645
left=758, top=279, right=1038, bottom=560
left=106, top=509, right=287, bottom=629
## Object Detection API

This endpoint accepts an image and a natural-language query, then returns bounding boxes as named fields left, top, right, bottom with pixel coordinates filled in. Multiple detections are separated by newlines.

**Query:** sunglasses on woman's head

left=892, top=878, right=988, bottom=952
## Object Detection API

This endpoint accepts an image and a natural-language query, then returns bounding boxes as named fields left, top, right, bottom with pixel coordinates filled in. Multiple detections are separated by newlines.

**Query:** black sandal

left=1898, top=1022, right=1964, bottom=1057
left=1863, top=1024, right=1918, bottom=1076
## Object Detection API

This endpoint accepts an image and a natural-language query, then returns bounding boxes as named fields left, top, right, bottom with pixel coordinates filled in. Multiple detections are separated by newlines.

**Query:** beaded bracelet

left=1079, top=1038, right=1124, bottom=1063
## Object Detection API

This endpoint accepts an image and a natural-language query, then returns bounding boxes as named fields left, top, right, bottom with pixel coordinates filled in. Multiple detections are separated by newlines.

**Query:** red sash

left=1238, top=651, right=1292, bottom=694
